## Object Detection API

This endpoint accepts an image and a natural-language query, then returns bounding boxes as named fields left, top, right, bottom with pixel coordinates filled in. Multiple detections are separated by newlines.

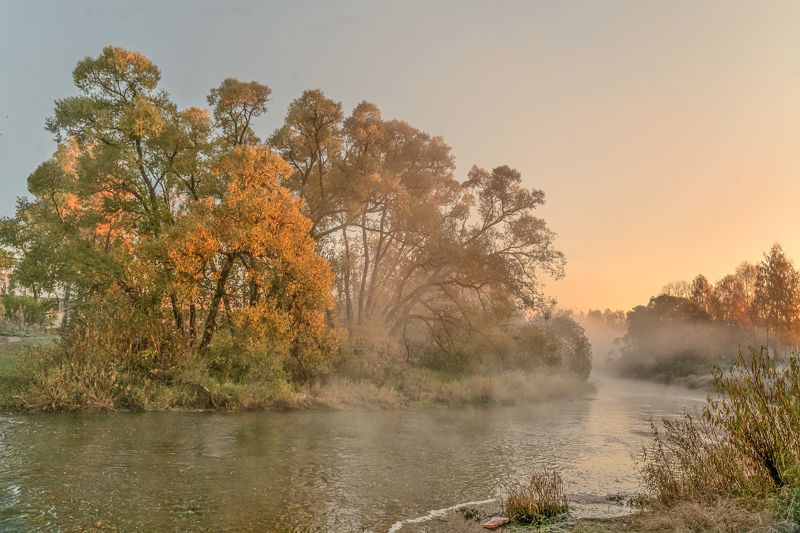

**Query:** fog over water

left=0, top=376, right=703, bottom=532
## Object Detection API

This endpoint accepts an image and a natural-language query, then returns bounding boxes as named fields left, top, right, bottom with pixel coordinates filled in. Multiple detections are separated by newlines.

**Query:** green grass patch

left=0, top=334, right=57, bottom=409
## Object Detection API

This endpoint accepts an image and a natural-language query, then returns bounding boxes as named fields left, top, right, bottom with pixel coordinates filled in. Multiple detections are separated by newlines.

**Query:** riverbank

left=402, top=495, right=786, bottom=532
left=0, top=333, right=56, bottom=409
left=0, top=338, right=594, bottom=412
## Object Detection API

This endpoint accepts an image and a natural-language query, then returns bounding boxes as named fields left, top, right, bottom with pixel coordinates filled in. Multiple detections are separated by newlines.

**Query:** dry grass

left=572, top=498, right=781, bottom=532
left=299, top=370, right=592, bottom=411
left=642, top=348, right=800, bottom=503
left=640, top=346, right=800, bottom=529
left=310, top=377, right=404, bottom=409
left=503, top=468, right=568, bottom=526
left=0, top=336, right=55, bottom=409
left=637, top=499, right=780, bottom=532
left=423, top=371, right=594, bottom=406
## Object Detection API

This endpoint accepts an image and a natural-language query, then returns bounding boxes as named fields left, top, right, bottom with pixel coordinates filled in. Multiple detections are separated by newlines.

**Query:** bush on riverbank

left=4, top=290, right=594, bottom=411
left=641, top=346, right=800, bottom=527
left=7, top=315, right=592, bottom=411
left=18, top=353, right=591, bottom=412
left=503, top=468, right=568, bottom=526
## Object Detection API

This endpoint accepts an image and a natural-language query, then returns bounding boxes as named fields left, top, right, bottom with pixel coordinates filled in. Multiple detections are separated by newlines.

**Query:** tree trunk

left=365, top=207, right=388, bottom=315
left=61, top=284, right=71, bottom=329
left=341, top=225, right=354, bottom=333
left=189, top=303, right=197, bottom=345
left=357, top=214, right=370, bottom=323
left=199, top=255, right=234, bottom=350
left=170, top=292, right=183, bottom=333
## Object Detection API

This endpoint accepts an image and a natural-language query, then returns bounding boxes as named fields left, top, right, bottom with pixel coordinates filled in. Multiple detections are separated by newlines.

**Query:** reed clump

left=503, top=467, right=568, bottom=526
left=642, top=346, right=800, bottom=525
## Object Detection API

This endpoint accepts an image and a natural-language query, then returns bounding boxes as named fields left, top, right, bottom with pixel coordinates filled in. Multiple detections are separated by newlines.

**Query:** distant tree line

left=615, top=243, right=799, bottom=383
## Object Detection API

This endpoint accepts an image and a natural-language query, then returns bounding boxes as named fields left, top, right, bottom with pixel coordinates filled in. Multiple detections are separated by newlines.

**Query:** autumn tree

left=1, top=46, right=335, bottom=385
left=754, top=243, right=800, bottom=345
left=168, top=146, right=334, bottom=379
left=271, top=93, right=565, bottom=356
left=690, top=274, right=716, bottom=317
left=713, top=262, right=757, bottom=327
left=619, top=249, right=800, bottom=381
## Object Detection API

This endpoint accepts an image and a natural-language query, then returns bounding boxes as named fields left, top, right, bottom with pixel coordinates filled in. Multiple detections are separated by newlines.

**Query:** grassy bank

left=0, top=333, right=57, bottom=409
left=0, top=336, right=593, bottom=412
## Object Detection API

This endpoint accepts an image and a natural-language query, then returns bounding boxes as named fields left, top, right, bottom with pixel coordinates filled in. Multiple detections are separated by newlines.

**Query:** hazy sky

left=2, top=0, right=800, bottom=311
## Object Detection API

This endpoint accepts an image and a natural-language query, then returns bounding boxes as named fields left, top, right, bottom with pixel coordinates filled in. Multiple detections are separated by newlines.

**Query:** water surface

left=0, top=375, right=703, bottom=531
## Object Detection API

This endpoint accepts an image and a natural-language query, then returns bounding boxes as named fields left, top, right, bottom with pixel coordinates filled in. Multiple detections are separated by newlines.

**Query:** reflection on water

left=0, top=375, right=703, bottom=532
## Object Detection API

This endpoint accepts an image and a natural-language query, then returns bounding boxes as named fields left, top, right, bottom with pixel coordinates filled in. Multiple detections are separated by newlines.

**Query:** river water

left=0, top=375, right=704, bottom=532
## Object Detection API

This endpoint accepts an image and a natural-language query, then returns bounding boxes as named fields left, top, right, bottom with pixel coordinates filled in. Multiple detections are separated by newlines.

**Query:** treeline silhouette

left=613, top=243, right=798, bottom=384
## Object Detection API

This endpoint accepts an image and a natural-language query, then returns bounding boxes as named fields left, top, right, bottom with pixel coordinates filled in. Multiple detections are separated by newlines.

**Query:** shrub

left=503, top=468, right=568, bottom=526
left=1, top=293, right=57, bottom=331
left=642, top=346, right=800, bottom=511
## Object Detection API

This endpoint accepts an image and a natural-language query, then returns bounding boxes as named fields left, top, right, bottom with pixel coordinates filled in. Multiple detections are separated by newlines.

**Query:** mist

left=3, top=3, right=800, bottom=532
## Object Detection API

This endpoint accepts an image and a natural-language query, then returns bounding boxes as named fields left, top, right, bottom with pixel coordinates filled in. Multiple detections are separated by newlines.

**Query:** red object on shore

left=482, top=516, right=510, bottom=529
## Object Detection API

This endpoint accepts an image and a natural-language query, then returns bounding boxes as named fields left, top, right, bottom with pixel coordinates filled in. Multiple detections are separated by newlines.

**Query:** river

left=0, top=374, right=704, bottom=532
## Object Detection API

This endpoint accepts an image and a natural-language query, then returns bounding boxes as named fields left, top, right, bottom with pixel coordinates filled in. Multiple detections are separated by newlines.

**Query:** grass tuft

left=503, top=467, right=568, bottom=526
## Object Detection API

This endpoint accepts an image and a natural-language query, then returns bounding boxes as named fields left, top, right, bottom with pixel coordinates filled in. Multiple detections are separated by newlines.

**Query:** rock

left=481, top=516, right=510, bottom=529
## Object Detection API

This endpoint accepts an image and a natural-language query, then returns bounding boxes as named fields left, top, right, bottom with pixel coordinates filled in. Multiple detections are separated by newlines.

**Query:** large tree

left=271, top=92, right=564, bottom=350
left=2, top=47, right=333, bottom=376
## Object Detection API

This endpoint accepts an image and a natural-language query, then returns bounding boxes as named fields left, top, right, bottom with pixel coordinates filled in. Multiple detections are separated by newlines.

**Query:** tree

left=271, top=94, right=565, bottom=352
left=207, top=78, right=270, bottom=147
left=713, top=262, right=757, bottom=328
left=753, top=244, right=800, bottom=345
left=661, top=280, right=692, bottom=299
left=690, top=274, right=716, bottom=317
left=168, top=146, right=334, bottom=378
left=547, top=315, right=592, bottom=379
left=1, top=46, right=335, bottom=383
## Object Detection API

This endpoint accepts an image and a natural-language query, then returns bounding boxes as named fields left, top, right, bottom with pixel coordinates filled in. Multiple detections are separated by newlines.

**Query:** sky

left=2, top=0, right=800, bottom=312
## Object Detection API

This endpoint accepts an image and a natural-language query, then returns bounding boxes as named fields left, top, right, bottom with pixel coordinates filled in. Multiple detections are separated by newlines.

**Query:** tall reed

left=643, top=347, right=800, bottom=510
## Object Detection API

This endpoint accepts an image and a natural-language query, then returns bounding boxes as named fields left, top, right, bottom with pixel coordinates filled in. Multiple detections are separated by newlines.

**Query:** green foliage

left=22, top=289, right=338, bottom=411
left=0, top=294, right=57, bottom=330
left=0, top=344, right=39, bottom=409
left=547, top=315, right=592, bottom=379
